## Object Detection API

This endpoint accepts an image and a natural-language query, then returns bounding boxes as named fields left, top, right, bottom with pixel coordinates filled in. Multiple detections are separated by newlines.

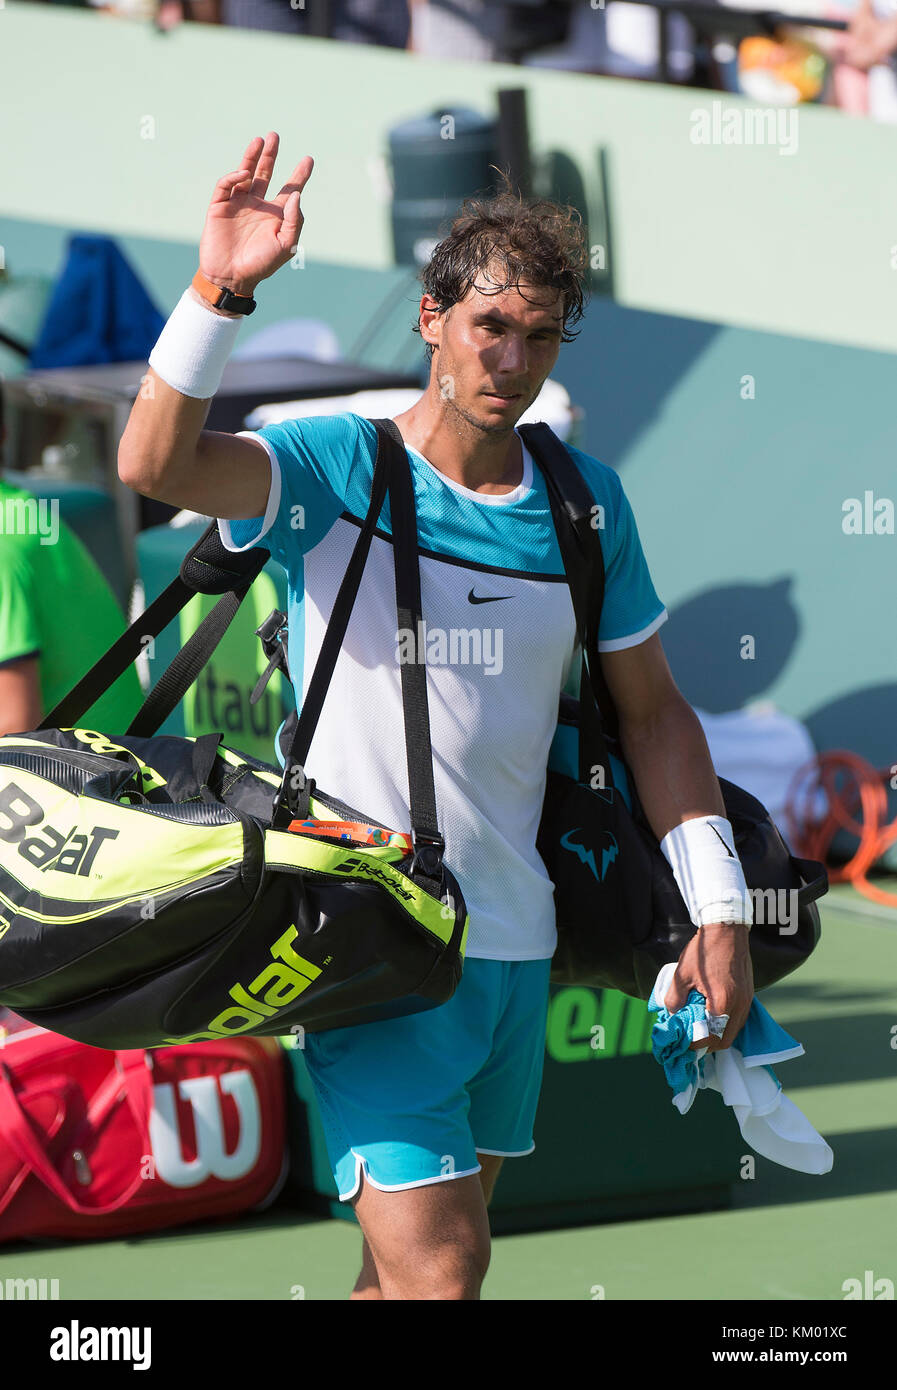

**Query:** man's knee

left=378, top=1231, right=491, bottom=1300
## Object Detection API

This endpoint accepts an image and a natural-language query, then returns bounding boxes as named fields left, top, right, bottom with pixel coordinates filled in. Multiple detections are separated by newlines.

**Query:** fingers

left=210, top=135, right=264, bottom=204
left=249, top=131, right=280, bottom=201
left=274, top=154, right=314, bottom=208
left=276, top=190, right=302, bottom=253
left=210, top=167, right=255, bottom=204
left=234, top=134, right=265, bottom=193
left=663, top=981, right=687, bottom=1014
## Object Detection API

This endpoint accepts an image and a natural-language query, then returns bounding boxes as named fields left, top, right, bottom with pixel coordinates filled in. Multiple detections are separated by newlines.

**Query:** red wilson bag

left=0, top=1011, right=288, bottom=1242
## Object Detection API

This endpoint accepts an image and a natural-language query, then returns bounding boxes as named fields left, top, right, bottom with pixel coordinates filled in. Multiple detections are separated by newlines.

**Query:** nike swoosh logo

left=468, top=589, right=513, bottom=604
left=709, top=823, right=735, bottom=857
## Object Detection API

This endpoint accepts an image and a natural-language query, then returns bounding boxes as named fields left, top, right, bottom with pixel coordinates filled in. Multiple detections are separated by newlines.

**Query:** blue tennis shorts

left=299, top=957, right=553, bottom=1201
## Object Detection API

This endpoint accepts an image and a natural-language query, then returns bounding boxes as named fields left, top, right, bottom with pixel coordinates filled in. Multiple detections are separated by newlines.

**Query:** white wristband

left=147, top=287, right=243, bottom=399
left=659, top=815, right=753, bottom=928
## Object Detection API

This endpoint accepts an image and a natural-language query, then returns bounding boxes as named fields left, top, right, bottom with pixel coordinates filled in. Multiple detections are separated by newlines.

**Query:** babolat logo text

left=50, top=1321, right=151, bottom=1371
left=163, top=923, right=324, bottom=1044
left=331, top=853, right=415, bottom=901
left=0, top=782, right=119, bottom=875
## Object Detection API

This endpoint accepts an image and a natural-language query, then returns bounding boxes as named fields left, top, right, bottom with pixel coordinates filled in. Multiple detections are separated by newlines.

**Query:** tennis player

left=119, top=133, right=755, bottom=1301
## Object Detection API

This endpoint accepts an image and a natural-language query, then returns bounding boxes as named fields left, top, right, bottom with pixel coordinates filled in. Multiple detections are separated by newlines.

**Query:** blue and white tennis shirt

left=218, top=412, right=668, bottom=961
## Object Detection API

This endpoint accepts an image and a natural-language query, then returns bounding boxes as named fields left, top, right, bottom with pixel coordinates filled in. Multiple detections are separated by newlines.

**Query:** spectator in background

left=813, top=0, right=897, bottom=119
left=218, top=0, right=410, bottom=45
left=841, top=0, right=897, bottom=117
left=25, top=0, right=218, bottom=23
left=408, top=0, right=499, bottom=59
left=154, top=0, right=219, bottom=26
left=86, top=0, right=156, bottom=16
left=65, top=0, right=408, bottom=42
left=408, top=0, right=573, bottom=63
left=0, top=381, right=142, bottom=738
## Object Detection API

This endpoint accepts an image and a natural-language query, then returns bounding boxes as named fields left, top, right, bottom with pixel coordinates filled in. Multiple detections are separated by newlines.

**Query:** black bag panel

left=541, top=762, right=826, bottom=998
left=538, top=769, right=653, bottom=992
left=167, top=873, right=462, bottom=1039
left=629, top=901, right=824, bottom=1001
left=215, top=763, right=281, bottom=822
left=14, top=872, right=462, bottom=1049
left=0, top=726, right=270, bottom=1007
left=0, top=854, right=263, bottom=1009
left=0, top=745, right=137, bottom=799
left=1, top=729, right=259, bottom=810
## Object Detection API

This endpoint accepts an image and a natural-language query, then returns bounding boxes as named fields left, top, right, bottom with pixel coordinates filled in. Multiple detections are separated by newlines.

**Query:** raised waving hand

left=199, top=133, right=313, bottom=298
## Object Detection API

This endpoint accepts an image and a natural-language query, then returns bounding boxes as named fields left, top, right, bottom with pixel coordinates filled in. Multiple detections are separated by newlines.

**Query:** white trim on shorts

left=339, top=1151, right=483, bottom=1202
left=474, top=1144, right=536, bottom=1157
left=338, top=1143, right=537, bottom=1200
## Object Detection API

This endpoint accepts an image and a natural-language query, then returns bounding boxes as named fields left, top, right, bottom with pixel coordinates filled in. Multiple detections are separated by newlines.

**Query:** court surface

left=0, top=883, right=893, bottom=1301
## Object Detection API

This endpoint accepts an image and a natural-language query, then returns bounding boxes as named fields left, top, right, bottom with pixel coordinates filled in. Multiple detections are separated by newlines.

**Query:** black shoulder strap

left=379, top=417, right=443, bottom=869
left=42, top=420, right=444, bottom=867
left=275, top=419, right=444, bottom=874
left=516, top=422, right=621, bottom=762
left=275, top=422, right=391, bottom=797
left=41, top=521, right=271, bottom=735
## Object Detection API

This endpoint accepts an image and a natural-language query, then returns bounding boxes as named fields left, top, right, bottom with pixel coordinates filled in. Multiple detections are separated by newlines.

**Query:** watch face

left=220, top=286, right=253, bottom=313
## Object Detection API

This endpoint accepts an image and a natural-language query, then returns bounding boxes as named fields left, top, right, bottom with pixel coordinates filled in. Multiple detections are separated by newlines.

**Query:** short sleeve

left=0, top=549, right=40, bottom=667
left=565, top=446, right=668, bottom=651
left=217, top=412, right=367, bottom=566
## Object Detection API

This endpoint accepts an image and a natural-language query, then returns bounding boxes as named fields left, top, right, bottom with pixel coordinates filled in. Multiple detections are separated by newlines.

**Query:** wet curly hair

left=412, top=171, right=590, bottom=362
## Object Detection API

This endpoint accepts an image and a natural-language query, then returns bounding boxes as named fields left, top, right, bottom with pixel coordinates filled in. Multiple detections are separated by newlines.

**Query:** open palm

left=199, top=133, right=314, bottom=297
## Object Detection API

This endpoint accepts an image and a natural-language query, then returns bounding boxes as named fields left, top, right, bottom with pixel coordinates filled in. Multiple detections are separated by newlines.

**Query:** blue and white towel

left=648, top=962, right=834, bottom=1175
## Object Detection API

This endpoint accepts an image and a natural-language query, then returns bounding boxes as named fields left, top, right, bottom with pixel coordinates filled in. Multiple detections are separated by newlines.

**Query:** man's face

left=421, top=268, right=564, bottom=435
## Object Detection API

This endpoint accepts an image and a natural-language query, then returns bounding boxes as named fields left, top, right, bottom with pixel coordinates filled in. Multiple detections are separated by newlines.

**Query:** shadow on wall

left=662, top=576, right=800, bottom=713
left=558, top=297, right=723, bottom=469
left=803, top=685, right=897, bottom=776
left=663, top=577, right=897, bottom=773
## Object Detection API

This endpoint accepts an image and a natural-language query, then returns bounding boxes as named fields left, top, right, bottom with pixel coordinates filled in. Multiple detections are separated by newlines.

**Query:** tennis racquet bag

left=0, top=420, right=468, bottom=1049
left=0, top=1010, right=287, bottom=1241
left=517, top=422, right=828, bottom=999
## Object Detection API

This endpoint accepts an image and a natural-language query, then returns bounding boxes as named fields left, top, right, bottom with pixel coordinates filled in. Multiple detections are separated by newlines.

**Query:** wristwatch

left=191, top=269, right=257, bottom=316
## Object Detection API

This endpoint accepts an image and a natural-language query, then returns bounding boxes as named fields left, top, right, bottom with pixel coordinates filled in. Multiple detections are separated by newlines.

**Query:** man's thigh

left=351, top=1153, right=504, bottom=1299
left=351, top=1159, right=496, bottom=1299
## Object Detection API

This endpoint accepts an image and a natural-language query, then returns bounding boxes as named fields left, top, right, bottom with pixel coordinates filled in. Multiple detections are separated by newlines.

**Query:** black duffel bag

left=517, top=422, right=828, bottom=999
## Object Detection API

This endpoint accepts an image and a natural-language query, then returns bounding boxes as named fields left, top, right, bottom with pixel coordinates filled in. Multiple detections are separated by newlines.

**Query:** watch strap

left=191, top=269, right=257, bottom=316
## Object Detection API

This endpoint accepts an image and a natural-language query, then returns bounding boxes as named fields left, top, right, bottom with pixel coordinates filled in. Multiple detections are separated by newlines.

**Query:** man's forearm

left=118, top=368, right=212, bottom=496
left=118, top=288, right=241, bottom=495
left=619, top=693, right=752, bottom=930
left=618, top=692, right=725, bottom=845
